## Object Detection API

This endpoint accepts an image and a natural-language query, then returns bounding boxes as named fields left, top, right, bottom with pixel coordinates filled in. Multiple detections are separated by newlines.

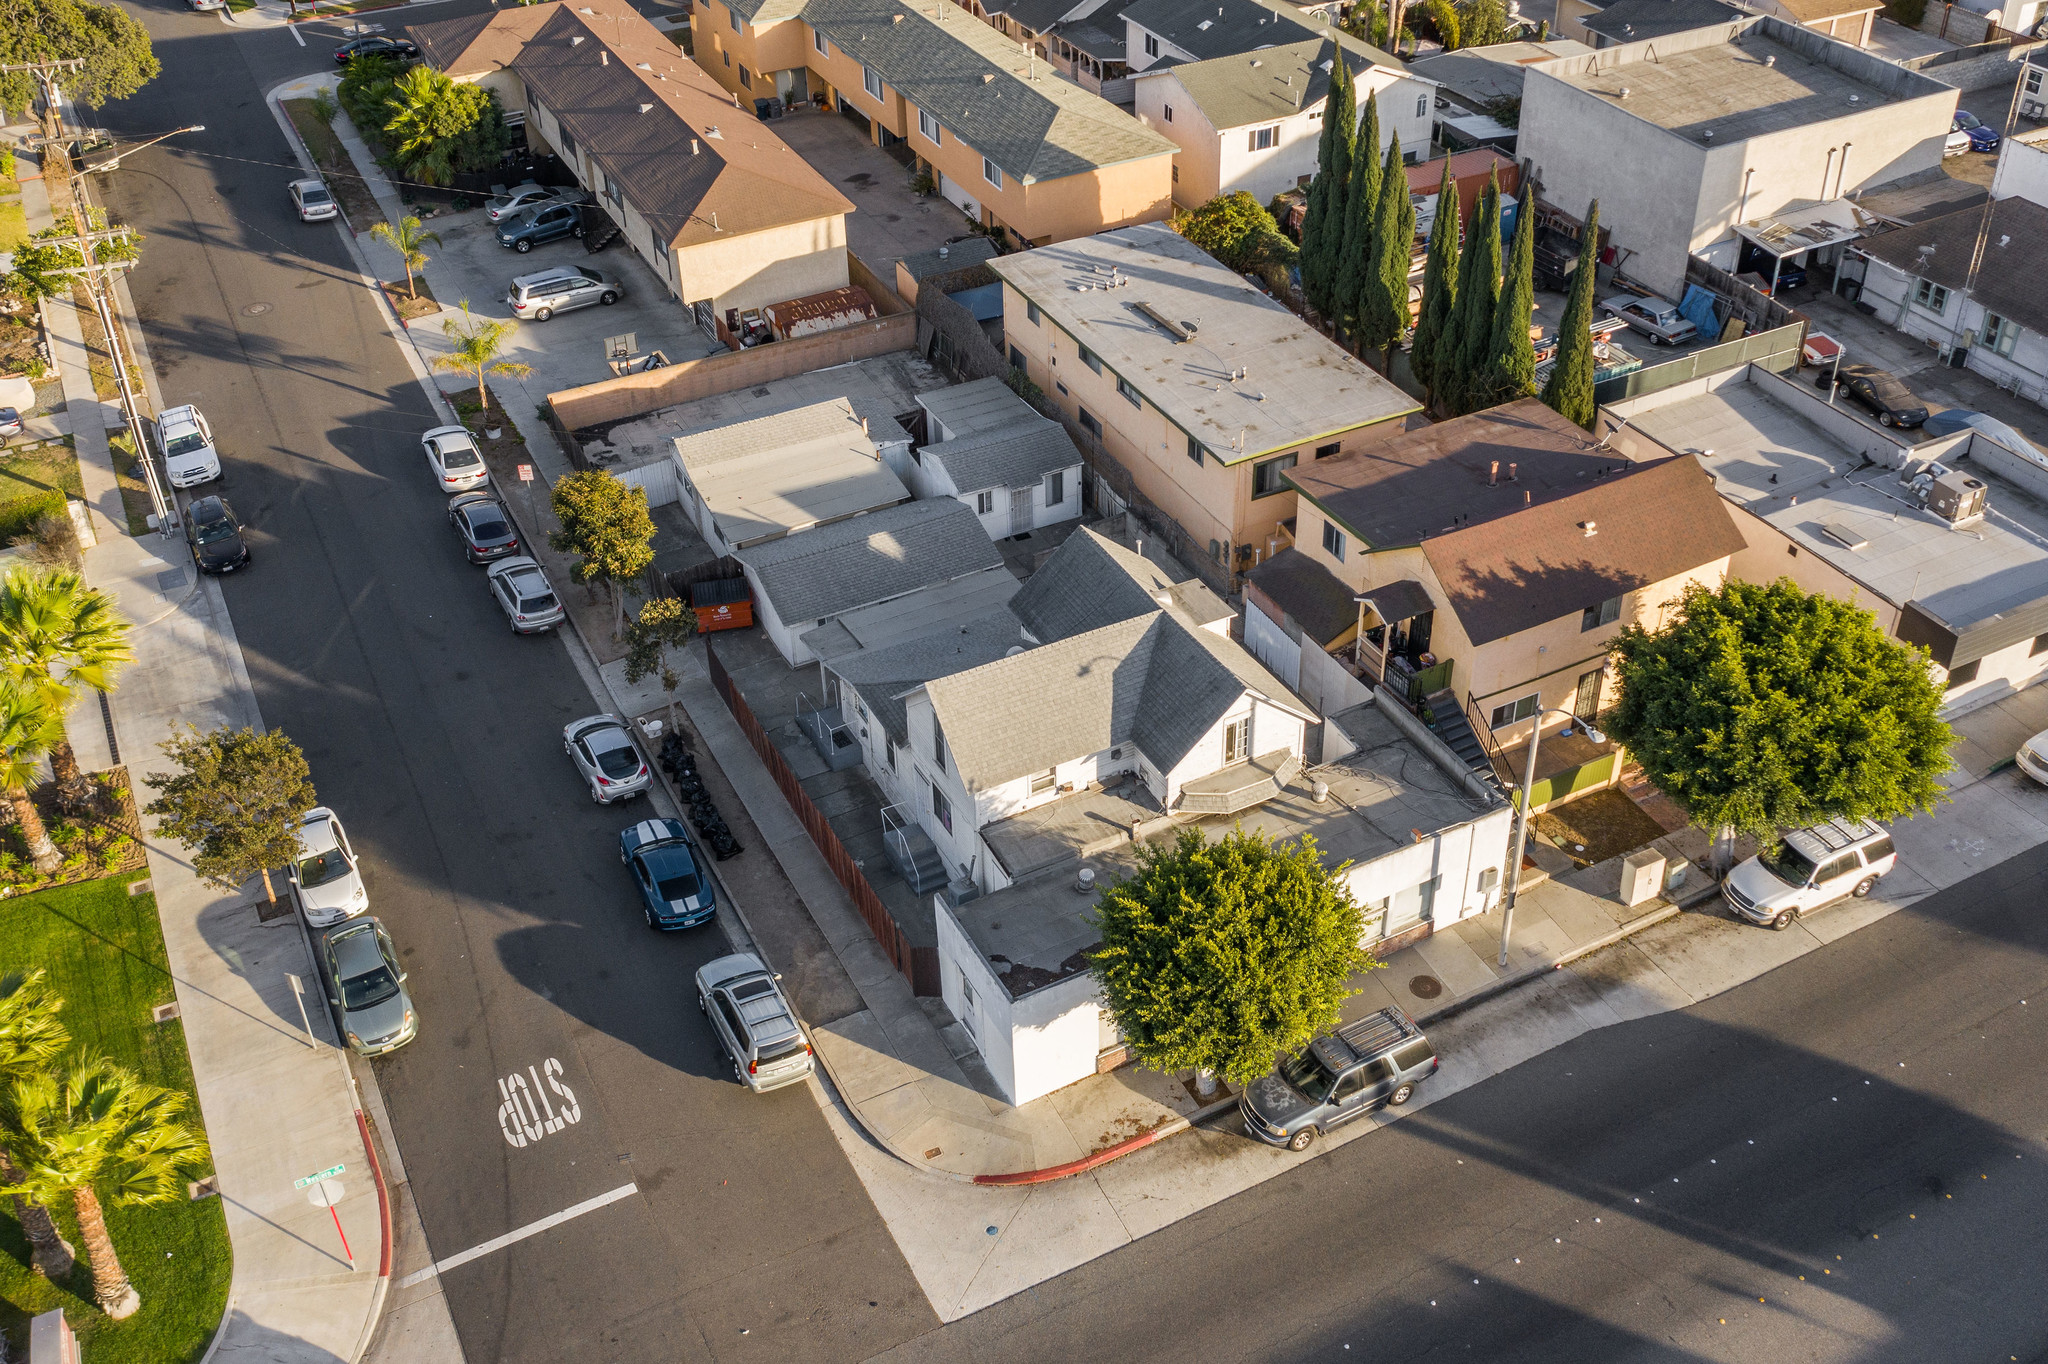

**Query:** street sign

left=305, top=1178, right=345, bottom=1209
left=604, top=332, right=637, bottom=361
left=294, top=1162, right=345, bottom=1189
left=517, top=464, right=534, bottom=482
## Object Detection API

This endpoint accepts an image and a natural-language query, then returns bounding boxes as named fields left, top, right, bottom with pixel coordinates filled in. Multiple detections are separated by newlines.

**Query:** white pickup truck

left=156, top=404, right=221, bottom=488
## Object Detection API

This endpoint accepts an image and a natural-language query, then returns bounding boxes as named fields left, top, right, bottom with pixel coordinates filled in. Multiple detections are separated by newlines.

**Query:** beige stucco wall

left=674, top=214, right=849, bottom=314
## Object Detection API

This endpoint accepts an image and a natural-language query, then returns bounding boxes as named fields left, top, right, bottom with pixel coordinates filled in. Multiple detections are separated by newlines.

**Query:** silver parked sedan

left=696, top=953, right=813, bottom=1092
left=486, top=555, right=565, bottom=634
left=564, top=715, right=651, bottom=802
left=1600, top=294, right=1698, bottom=346
left=321, top=918, right=417, bottom=1057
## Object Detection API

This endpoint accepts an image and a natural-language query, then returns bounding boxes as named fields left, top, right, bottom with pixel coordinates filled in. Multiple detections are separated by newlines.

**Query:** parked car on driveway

left=446, top=490, right=519, bottom=563
left=421, top=425, right=488, bottom=492
left=1829, top=363, right=1928, bottom=428
left=0, top=409, right=20, bottom=438
left=620, top=818, right=717, bottom=929
left=185, top=496, right=250, bottom=574
left=486, top=556, right=565, bottom=633
left=157, top=403, right=222, bottom=487
left=696, top=953, right=811, bottom=1090
left=1723, top=817, right=1895, bottom=930
left=1952, top=110, right=2000, bottom=153
left=290, top=807, right=367, bottom=927
left=566, top=715, right=651, bottom=803
left=1600, top=294, right=1697, bottom=346
left=487, top=184, right=575, bottom=224
left=290, top=178, right=337, bottom=222
left=333, top=36, right=419, bottom=64
left=507, top=265, right=622, bottom=321
left=322, top=918, right=417, bottom=1057
left=1240, top=1007, right=1438, bottom=1152
left=495, top=201, right=585, bottom=252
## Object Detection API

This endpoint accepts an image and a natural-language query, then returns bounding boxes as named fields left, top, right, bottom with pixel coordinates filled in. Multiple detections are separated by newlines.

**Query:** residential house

left=410, top=2, right=855, bottom=319
left=1407, top=39, right=1593, bottom=156
left=1610, top=361, right=2048, bottom=712
left=690, top=0, right=1176, bottom=246
left=1517, top=17, right=1959, bottom=301
left=1554, top=0, right=1747, bottom=48
left=735, top=497, right=1020, bottom=664
left=909, top=378, right=1085, bottom=538
left=671, top=398, right=912, bottom=556
left=991, top=222, right=1420, bottom=584
left=1742, top=0, right=1884, bottom=47
left=1278, top=398, right=1747, bottom=803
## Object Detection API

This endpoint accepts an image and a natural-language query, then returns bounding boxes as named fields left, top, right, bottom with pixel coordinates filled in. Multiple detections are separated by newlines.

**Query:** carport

left=1734, top=199, right=1877, bottom=297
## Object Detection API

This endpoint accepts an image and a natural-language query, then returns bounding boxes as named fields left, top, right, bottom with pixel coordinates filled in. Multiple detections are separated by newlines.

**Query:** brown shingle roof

left=1770, top=0, right=1881, bottom=20
left=411, top=2, right=853, bottom=249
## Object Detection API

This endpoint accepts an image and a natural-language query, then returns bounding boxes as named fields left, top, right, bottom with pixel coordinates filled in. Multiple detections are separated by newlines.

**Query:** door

left=1573, top=668, right=1603, bottom=720
left=1809, top=852, right=1861, bottom=906
left=1009, top=487, right=1032, bottom=536
left=1223, top=716, right=1250, bottom=764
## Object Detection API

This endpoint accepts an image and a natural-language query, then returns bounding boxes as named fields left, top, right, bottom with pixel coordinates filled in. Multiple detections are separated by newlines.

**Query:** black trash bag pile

left=659, top=732, right=745, bottom=861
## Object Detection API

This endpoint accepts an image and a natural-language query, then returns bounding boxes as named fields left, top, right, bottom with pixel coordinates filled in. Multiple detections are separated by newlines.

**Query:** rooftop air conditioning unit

left=1927, top=468, right=1988, bottom=524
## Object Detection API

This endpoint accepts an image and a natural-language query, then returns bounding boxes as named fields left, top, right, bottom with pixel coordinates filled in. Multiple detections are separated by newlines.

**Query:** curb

left=1415, top=896, right=1694, bottom=1028
left=971, top=1093, right=1241, bottom=1186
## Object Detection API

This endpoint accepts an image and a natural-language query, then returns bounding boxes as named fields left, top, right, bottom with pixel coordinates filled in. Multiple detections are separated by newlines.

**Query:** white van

left=157, top=404, right=222, bottom=487
left=1723, top=817, right=1896, bottom=930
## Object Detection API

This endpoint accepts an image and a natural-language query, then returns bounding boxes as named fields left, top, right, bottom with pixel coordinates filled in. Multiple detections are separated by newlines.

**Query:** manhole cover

left=1409, top=974, right=1444, bottom=999
left=242, top=302, right=272, bottom=316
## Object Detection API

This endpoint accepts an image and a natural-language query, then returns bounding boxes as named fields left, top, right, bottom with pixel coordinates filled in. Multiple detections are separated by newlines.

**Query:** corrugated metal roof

left=672, top=398, right=909, bottom=548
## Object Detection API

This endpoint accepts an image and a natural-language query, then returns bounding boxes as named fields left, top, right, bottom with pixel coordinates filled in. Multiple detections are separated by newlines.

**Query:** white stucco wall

left=1991, top=134, right=2048, bottom=207
left=1244, top=598, right=1303, bottom=690
left=937, top=896, right=1109, bottom=1106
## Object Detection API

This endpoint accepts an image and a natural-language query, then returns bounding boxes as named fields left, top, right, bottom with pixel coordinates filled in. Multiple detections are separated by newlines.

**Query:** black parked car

left=446, top=491, right=520, bottom=563
left=1827, top=363, right=1928, bottom=428
left=186, top=496, right=250, bottom=574
left=1240, top=1008, right=1438, bottom=1152
left=333, top=36, right=419, bottom=65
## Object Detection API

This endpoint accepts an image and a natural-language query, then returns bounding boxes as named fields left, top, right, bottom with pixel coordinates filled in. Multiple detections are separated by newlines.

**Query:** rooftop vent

left=1703, top=129, right=1714, bottom=141
left=572, top=34, right=586, bottom=44
left=1199, top=18, right=1213, bottom=28
left=639, top=103, right=654, bottom=113
left=1821, top=522, right=1869, bottom=550
left=1765, top=53, right=1776, bottom=67
left=983, top=72, right=996, bottom=82
left=637, top=61, right=652, bottom=69
left=691, top=138, right=700, bottom=153
left=1580, top=520, right=1598, bottom=537
left=1075, top=867, right=1097, bottom=894
left=1618, top=85, right=1632, bottom=98
left=1136, top=300, right=1198, bottom=340
left=601, top=49, right=609, bottom=64
left=705, top=125, right=724, bottom=138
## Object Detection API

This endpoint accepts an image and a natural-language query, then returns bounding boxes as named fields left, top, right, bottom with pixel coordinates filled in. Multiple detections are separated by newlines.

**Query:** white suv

left=157, top=404, right=222, bottom=487
left=1723, top=818, right=1896, bottom=930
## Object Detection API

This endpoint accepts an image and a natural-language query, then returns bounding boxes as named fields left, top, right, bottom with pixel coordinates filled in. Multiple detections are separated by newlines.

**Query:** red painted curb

left=973, top=1117, right=1191, bottom=1186
left=354, top=1109, right=393, bottom=1278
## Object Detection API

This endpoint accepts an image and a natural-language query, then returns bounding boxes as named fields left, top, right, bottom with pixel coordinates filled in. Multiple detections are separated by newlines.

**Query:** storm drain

left=1408, top=975, right=1444, bottom=1000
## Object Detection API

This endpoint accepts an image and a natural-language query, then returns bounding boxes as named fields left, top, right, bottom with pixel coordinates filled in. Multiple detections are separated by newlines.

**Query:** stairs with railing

left=1421, top=689, right=1496, bottom=782
left=880, top=804, right=950, bottom=896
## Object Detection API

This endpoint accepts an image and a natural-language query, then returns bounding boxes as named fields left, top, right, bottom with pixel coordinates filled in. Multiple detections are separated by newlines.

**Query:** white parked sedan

left=564, top=715, right=651, bottom=803
left=422, top=425, right=488, bottom=492
left=290, top=807, right=368, bottom=927
left=486, top=183, right=574, bottom=224
left=2018, top=730, right=2048, bottom=785
left=290, top=178, right=338, bottom=222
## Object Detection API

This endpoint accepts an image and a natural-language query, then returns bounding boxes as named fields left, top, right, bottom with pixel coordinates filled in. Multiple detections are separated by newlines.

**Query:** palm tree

left=0, top=970, right=76, bottom=1280
left=0, top=1056, right=211, bottom=1319
left=368, top=215, right=441, bottom=301
left=433, top=302, right=534, bottom=421
left=0, top=568, right=132, bottom=806
left=381, top=65, right=467, bottom=186
left=0, top=682, right=67, bottom=876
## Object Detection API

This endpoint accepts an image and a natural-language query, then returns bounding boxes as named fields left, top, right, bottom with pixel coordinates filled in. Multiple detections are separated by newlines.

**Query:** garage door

left=938, top=172, right=981, bottom=224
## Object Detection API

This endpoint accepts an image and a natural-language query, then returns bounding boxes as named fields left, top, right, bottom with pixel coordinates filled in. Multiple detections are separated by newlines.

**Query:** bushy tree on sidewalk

left=1540, top=199, right=1602, bottom=429
left=624, top=596, right=698, bottom=736
left=1091, top=826, right=1372, bottom=1089
left=432, top=303, right=532, bottom=419
left=550, top=470, right=657, bottom=639
left=1605, top=578, right=1953, bottom=864
left=143, top=725, right=316, bottom=904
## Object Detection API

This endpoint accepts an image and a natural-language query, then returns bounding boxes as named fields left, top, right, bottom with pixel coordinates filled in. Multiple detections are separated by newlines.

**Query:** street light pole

left=1498, top=707, right=1607, bottom=967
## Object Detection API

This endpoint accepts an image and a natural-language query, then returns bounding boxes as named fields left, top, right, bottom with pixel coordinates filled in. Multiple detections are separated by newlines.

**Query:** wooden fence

left=704, top=640, right=941, bottom=996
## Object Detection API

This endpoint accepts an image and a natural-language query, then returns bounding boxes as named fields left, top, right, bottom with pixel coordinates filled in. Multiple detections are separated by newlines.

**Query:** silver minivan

left=506, top=265, right=624, bottom=321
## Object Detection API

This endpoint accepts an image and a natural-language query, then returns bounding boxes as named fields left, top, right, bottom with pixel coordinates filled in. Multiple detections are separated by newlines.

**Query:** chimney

left=1488, top=460, right=1499, bottom=486
left=1508, top=462, right=1519, bottom=481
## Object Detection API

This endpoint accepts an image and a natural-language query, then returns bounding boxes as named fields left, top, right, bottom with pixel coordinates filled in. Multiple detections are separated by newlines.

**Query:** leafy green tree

left=1481, top=183, right=1538, bottom=406
left=0, top=970, right=75, bottom=1281
left=1332, top=93, right=1381, bottom=345
left=1174, top=192, right=1297, bottom=276
left=1422, top=0, right=1461, bottom=48
left=1439, top=171, right=1501, bottom=414
left=1357, top=131, right=1416, bottom=370
left=0, top=567, right=131, bottom=803
left=0, top=682, right=65, bottom=874
left=1605, top=579, right=1953, bottom=866
left=369, top=214, right=441, bottom=300
left=1410, top=160, right=1460, bottom=407
left=550, top=471, right=657, bottom=638
left=143, top=725, right=316, bottom=905
left=337, top=54, right=402, bottom=129
left=381, top=65, right=507, bottom=187
left=1541, top=199, right=1602, bottom=428
left=624, top=596, right=699, bottom=735
left=432, top=302, right=533, bottom=419
left=1299, top=57, right=1355, bottom=319
left=1091, top=826, right=1372, bottom=1089
left=1460, top=0, right=1510, bottom=47
left=0, top=0, right=160, bottom=125
left=0, top=1056, right=210, bottom=1318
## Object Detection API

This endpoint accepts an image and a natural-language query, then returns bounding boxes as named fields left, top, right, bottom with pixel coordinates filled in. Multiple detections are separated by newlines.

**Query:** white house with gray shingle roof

left=910, top=378, right=1084, bottom=539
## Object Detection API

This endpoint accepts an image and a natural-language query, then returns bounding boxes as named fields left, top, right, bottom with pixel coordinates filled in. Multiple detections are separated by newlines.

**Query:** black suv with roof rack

left=1240, top=1007, right=1439, bottom=1152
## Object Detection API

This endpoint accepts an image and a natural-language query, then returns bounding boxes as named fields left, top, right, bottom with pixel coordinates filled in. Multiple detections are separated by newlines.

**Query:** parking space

left=768, top=107, right=978, bottom=279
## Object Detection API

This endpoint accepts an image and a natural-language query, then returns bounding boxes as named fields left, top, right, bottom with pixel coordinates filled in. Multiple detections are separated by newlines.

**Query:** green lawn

left=0, top=441, right=82, bottom=547
left=0, top=200, right=25, bottom=255
left=0, top=874, right=232, bottom=1363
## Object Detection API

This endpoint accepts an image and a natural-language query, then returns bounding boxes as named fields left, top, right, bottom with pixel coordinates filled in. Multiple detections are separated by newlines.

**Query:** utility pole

left=0, top=58, right=84, bottom=144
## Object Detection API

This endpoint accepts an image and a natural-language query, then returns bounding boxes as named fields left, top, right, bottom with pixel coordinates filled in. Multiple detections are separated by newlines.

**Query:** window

left=1915, top=279, right=1950, bottom=314
left=1984, top=312, right=2022, bottom=357
left=1315, top=441, right=1341, bottom=458
left=931, top=782, right=953, bottom=833
left=1252, top=452, right=1297, bottom=498
left=1248, top=126, right=1277, bottom=151
left=984, top=157, right=1003, bottom=188
left=2029, top=65, right=2044, bottom=95
left=738, top=64, right=752, bottom=88
left=1322, top=520, right=1345, bottom=560
left=1117, top=376, right=1142, bottom=408
left=918, top=107, right=942, bottom=143
left=1078, top=407, right=1102, bottom=438
left=1144, top=32, right=1159, bottom=55
left=814, top=28, right=829, bottom=53
left=1187, top=433, right=1203, bottom=464
left=1009, top=344, right=1026, bottom=371
left=2032, top=632, right=2048, bottom=657
left=1029, top=767, right=1057, bottom=794
left=884, top=741, right=897, bottom=771
left=1489, top=693, right=1541, bottom=728
left=933, top=725, right=948, bottom=772
left=1223, top=716, right=1250, bottom=764
left=863, top=65, right=884, bottom=99
left=1416, top=93, right=1428, bottom=118
left=1171, top=164, right=1179, bottom=184
left=1045, top=469, right=1065, bottom=504
left=1079, top=346, right=1102, bottom=374
left=722, top=49, right=731, bottom=67
left=1163, top=103, right=1174, bottom=122
left=1580, top=595, right=1622, bottom=632
left=1946, top=659, right=1981, bottom=689
left=976, top=490, right=995, bottom=514
left=1026, top=300, right=1041, bottom=326
left=558, top=127, right=578, bottom=161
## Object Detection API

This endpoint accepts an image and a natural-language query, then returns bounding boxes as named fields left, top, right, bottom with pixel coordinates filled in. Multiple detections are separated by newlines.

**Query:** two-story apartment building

left=991, top=223, right=1419, bottom=583
left=411, top=2, right=855, bottom=317
left=690, top=0, right=1176, bottom=246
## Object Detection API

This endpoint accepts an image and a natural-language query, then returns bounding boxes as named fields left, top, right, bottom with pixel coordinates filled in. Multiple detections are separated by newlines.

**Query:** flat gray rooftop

left=982, top=782, right=1164, bottom=883
left=990, top=223, right=1418, bottom=465
left=672, top=398, right=910, bottom=549
left=952, top=843, right=1141, bottom=1001
left=1629, top=379, right=2048, bottom=633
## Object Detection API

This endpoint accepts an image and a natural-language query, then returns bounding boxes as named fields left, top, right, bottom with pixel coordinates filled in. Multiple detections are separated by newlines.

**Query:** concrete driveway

left=770, top=106, right=977, bottom=280
left=378, top=209, right=723, bottom=414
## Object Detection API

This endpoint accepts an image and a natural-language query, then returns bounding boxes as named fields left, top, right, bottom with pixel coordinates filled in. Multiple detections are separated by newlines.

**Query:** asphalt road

left=91, top=6, right=933, bottom=1361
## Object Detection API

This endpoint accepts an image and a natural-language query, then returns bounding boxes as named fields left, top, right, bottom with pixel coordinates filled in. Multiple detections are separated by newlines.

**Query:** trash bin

left=1664, top=856, right=1691, bottom=893
left=754, top=97, right=775, bottom=119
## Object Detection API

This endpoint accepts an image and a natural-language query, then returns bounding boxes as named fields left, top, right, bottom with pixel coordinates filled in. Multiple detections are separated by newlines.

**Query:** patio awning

left=1734, top=199, right=1878, bottom=258
left=1357, top=579, right=1435, bottom=624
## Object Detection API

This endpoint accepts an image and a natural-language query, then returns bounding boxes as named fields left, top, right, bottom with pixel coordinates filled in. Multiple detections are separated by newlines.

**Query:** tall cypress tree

left=1441, top=170, right=1502, bottom=416
left=1483, top=183, right=1539, bottom=407
left=1542, top=199, right=1603, bottom=429
left=1357, top=131, right=1414, bottom=371
left=1410, top=159, right=1460, bottom=407
left=1299, top=56, right=1354, bottom=319
left=1332, top=89, right=1381, bottom=345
